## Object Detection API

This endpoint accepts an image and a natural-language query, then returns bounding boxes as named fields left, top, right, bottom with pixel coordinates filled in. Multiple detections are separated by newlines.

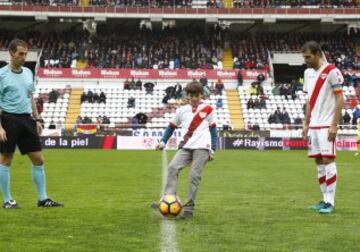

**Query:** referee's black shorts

left=0, top=111, right=42, bottom=155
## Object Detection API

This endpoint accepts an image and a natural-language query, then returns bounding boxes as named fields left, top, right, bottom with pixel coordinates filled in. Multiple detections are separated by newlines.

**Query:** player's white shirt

left=303, top=63, right=344, bottom=127
left=171, top=102, right=216, bottom=150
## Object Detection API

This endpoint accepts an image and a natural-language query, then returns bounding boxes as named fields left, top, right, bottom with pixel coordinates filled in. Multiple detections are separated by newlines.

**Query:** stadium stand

left=34, top=85, right=70, bottom=129
left=0, top=29, right=358, bottom=71
left=238, top=84, right=359, bottom=134
left=76, top=83, right=231, bottom=129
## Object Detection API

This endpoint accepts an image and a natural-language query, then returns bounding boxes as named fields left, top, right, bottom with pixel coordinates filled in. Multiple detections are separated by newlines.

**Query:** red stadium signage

left=99, top=69, right=122, bottom=78
left=38, top=67, right=270, bottom=80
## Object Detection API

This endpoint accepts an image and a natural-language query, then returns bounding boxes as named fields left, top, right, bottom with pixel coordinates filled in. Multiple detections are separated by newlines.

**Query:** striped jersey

left=303, top=63, right=343, bottom=128
left=170, top=102, right=216, bottom=150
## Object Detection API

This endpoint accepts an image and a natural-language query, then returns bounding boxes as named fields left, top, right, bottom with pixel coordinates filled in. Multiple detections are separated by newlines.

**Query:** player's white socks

left=316, top=164, right=326, bottom=202
left=324, top=162, right=337, bottom=206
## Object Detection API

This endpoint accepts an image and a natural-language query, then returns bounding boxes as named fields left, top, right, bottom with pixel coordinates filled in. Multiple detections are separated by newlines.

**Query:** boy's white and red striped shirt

left=303, top=63, right=344, bottom=128
left=170, top=102, right=216, bottom=150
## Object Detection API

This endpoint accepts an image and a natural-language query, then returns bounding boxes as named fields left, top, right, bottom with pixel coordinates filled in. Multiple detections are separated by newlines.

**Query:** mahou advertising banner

left=38, top=68, right=270, bottom=80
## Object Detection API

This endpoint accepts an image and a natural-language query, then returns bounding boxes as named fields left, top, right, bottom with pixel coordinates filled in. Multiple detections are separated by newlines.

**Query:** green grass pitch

left=0, top=150, right=359, bottom=252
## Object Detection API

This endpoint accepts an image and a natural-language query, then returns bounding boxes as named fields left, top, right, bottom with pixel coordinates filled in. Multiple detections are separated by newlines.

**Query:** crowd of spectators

left=5, top=0, right=194, bottom=7
left=81, top=90, right=106, bottom=103
left=75, top=115, right=111, bottom=124
left=4, top=0, right=359, bottom=7
left=268, top=107, right=292, bottom=124
left=1, top=28, right=358, bottom=71
left=233, top=0, right=359, bottom=8
left=232, top=32, right=359, bottom=71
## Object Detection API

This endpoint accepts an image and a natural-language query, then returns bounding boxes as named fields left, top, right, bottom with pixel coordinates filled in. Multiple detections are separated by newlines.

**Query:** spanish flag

left=77, top=124, right=97, bottom=135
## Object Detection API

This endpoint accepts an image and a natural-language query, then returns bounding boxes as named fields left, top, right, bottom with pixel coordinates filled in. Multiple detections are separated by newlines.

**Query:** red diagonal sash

left=178, top=105, right=213, bottom=149
left=309, top=64, right=335, bottom=113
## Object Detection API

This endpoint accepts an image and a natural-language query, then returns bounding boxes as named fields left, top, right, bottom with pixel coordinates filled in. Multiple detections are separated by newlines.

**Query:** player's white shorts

left=308, top=127, right=336, bottom=158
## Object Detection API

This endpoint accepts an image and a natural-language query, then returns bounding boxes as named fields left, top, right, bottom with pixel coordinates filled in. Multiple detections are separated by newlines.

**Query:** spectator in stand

left=293, top=117, right=303, bottom=129
left=131, top=116, right=139, bottom=130
left=123, top=79, right=130, bottom=90
left=130, top=77, right=136, bottom=90
left=162, top=93, right=170, bottom=105
left=102, top=116, right=110, bottom=124
left=343, top=111, right=351, bottom=125
left=256, top=81, right=264, bottom=96
left=36, top=97, right=44, bottom=115
left=48, top=89, right=59, bottom=103
left=82, top=116, right=92, bottom=124
left=93, top=92, right=100, bottom=103
left=247, top=82, right=258, bottom=96
left=247, top=98, right=255, bottom=109
left=223, top=122, right=232, bottom=131
left=280, top=108, right=291, bottom=124
left=80, top=92, right=87, bottom=103
left=99, top=91, right=106, bottom=103
left=215, top=78, right=224, bottom=95
left=144, top=82, right=155, bottom=94
left=87, top=90, right=94, bottom=103
left=48, top=120, right=56, bottom=129
left=237, top=71, right=243, bottom=87
left=352, top=105, right=360, bottom=125
left=259, top=97, right=266, bottom=108
left=127, top=96, right=136, bottom=108
left=253, top=98, right=261, bottom=109
left=96, top=116, right=103, bottom=127
left=135, top=112, right=148, bottom=128
left=136, top=79, right=142, bottom=90
left=174, top=82, right=183, bottom=100
left=76, top=115, right=83, bottom=125
left=216, top=98, right=223, bottom=108
left=165, top=85, right=176, bottom=99
left=199, top=75, right=208, bottom=87
left=268, top=107, right=282, bottom=124
left=280, top=83, right=292, bottom=98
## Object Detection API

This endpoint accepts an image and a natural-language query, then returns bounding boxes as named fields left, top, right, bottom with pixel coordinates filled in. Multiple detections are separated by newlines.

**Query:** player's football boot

left=180, top=200, right=194, bottom=219
left=308, top=200, right=326, bottom=211
left=3, top=199, right=20, bottom=209
left=180, top=210, right=193, bottom=219
left=318, top=203, right=335, bottom=214
left=150, top=202, right=159, bottom=209
left=38, top=198, right=63, bottom=207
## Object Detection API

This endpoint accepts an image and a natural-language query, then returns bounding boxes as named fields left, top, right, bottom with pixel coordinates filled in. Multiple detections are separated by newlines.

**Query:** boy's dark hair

left=185, top=81, right=204, bottom=95
left=8, top=38, right=28, bottom=53
left=301, top=41, right=322, bottom=56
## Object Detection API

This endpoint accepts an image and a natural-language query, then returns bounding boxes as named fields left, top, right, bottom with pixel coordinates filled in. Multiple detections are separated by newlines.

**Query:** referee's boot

left=3, top=199, right=20, bottom=209
left=38, top=198, right=64, bottom=207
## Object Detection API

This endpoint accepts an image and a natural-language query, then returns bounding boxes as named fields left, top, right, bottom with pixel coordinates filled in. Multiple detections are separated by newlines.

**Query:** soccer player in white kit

left=302, top=41, right=344, bottom=214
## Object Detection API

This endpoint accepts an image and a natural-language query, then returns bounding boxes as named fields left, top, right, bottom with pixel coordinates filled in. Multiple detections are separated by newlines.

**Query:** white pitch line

left=160, top=149, right=179, bottom=252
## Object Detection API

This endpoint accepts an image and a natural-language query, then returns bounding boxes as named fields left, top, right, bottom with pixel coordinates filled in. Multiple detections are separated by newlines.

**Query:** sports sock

left=324, top=162, right=337, bottom=206
left=316, top=164, right=326, bottom=202
left=0, top=164, right=12, bottom=203
left=32, top=165, right=48, bottom=201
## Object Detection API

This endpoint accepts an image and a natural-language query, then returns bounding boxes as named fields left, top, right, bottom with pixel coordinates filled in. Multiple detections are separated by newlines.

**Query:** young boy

left=155, top=81, right=217, bottom=219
